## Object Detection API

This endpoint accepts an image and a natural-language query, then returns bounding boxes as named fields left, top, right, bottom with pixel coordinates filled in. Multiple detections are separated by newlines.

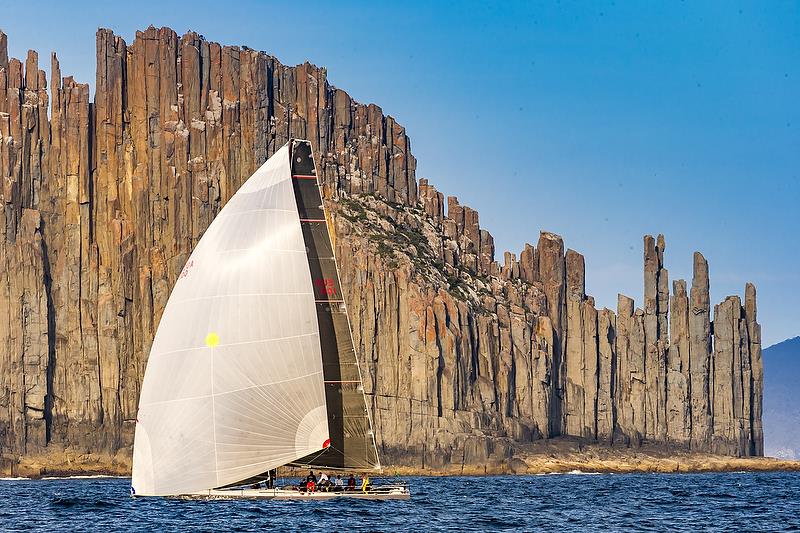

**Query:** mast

left=288, top=139, right=381, bottom=471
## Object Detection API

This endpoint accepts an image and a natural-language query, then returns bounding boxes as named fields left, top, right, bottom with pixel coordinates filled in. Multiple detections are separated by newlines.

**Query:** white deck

left=134, top=485, right=411, bottom=501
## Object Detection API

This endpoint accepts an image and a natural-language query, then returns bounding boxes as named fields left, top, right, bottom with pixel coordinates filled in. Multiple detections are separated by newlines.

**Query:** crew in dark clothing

left=306, top=470, right=317, bottom=484
left=346, top=474, right=356, bottom=491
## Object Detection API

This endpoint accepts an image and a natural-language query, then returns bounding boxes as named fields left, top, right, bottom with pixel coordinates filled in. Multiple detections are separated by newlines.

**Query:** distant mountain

left=764, top=336, right=800, bottom=459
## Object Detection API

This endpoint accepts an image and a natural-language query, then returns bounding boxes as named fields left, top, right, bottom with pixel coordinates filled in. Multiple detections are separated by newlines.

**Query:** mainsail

left=288, top=140, right=380, bottom=472
left=131, top=140, right=378, bottom=497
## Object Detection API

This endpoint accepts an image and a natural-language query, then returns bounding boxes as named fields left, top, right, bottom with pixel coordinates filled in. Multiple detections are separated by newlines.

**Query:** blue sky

left=3, top=1, right=798, bottom=345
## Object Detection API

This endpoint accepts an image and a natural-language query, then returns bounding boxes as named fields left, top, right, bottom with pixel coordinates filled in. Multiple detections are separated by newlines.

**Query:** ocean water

left=1, top=472, right=799, bottom=532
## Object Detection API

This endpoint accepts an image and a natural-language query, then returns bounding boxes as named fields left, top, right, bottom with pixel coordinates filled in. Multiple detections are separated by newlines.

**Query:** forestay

left=131, top=143, right=329, bottom=496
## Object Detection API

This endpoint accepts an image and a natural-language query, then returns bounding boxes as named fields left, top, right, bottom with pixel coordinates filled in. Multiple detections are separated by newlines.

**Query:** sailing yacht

left=130, top=140, right=409, bottom=500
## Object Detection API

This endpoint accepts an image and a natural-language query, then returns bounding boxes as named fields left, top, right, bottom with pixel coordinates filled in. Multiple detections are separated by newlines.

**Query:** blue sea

left=1, top=472, right=799, bottom=532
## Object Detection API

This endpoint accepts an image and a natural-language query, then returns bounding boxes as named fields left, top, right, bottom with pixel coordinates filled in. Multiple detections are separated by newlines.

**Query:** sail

left=288, top=140, right=381, bottom=471
left=131, top=143, right=329, bottom=496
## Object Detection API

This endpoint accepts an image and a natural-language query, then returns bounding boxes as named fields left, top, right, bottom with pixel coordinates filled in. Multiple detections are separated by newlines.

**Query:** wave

left=49, top=495, right=115, bottom=509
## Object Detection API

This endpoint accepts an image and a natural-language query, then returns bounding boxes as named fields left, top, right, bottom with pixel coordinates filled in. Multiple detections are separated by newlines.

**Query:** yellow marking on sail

left=205, top=332, right=220, bottom=348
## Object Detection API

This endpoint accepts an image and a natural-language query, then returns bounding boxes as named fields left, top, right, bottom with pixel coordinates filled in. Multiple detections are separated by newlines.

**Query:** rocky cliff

left=0, top=26, right=763, bottom=473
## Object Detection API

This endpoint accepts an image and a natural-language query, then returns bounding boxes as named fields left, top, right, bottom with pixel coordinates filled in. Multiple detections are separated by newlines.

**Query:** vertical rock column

left=711, top=296, right=742, bottom=455
left=564, top=249, right=586, bottom=436
left=531, top=316, right=554, bottom=438
left=615, top=295, right=647, bottom=444
left=564, top=250, right=598, bottom=439
left=642, top=234, right=668, bottom=441
left=745, top=283, right=763, bottom=455
left=689, top=253, right=712, bottom=449
left=582, top=297, right=599, bottom=439
left=711, top=290, right=760, bottom=457
left=666, top=279, right=691, bottom=444
left=0, top=210, right=49, bottom=453
left=536, top=232, right=566, bottom=436
left=596, top=309, right=616, bottom=442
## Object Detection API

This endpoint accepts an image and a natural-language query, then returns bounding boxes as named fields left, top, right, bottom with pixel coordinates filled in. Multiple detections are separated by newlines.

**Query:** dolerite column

left=713, top=293, right=757, bottom=457
left=537, top=232, right=566, bottom=436
left=531, top=316, right=554, bottom=438
left=582, top=297, right=599, bottom=440
left=519, top=243, right=536, bottom=283
left=655, top=236, right=670, bottom=442
left=737, top=296, right=753, bottom=457
left=0, top=210, right=50, bottom=452
left=745, top=283, right=763, bottom=455
left=643, top=235, right=668, bottom=441
left=711, top=296, right=740, bottom=455
left=564, top=249, right=586, bottom=437
left=596, top=309, right=616, bottom=442
left=689, top=253, right=712, bottom=449
left=667, top=280, right=691, bottom=445
left=615, top=294, right=646, bottom=445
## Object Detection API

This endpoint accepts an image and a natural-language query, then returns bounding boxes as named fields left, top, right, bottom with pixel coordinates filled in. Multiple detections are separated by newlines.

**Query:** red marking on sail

left=178, top=259, right=195, bottom=280
left=314, top=278, right=337, bottom=297
left=292, top=175, right=318, bottom=180
left=322, top=438, right=331, bottom=449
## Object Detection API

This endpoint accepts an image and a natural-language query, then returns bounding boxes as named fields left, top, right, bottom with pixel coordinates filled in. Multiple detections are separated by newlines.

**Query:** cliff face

left=0, top=27, right=763, bottom=471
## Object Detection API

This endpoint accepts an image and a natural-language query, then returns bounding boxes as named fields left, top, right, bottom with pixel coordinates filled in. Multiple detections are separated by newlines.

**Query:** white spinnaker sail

left=131, top=144, right=329, bottom=496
